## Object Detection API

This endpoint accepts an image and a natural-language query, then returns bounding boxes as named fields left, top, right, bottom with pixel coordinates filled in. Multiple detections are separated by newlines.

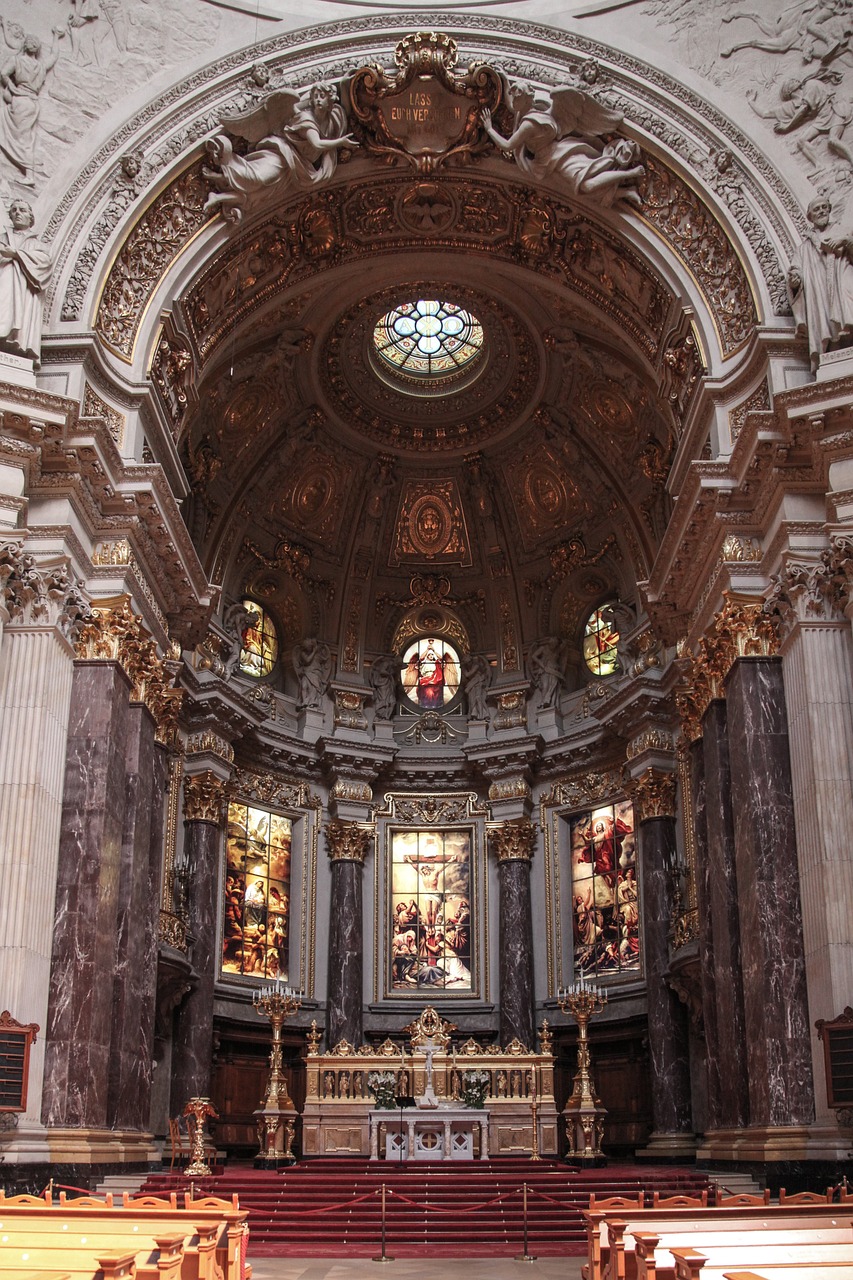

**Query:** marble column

left=106, top=703, right=161, bottom=1130
left=491, top=819, right=536, bottom=1049
left=0, top=619, right=77, bottom=1129
left=170, top=770, right=226, bottom=1113
left=725, top=657, right=814, bottom=1129
left=688, top=735, right=722, bottom=1131
left=701, top=699, right=749, bottom=1130
left=326, top=821, right=371, bottom=1050
left=634, top=769, right=693, bottom=1152
left=42, top=659, right=132, bottom=1127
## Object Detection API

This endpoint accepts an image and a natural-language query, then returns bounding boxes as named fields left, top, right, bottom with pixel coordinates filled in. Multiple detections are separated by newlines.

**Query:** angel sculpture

left=203, top=81, right=358, bottom=222
left=481, top=80, right=644, bottom=210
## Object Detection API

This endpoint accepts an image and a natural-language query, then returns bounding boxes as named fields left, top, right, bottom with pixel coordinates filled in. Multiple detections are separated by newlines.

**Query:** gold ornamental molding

left=185, top=731, right=235, bottom=764
left=625, top=727, right=674, bottom=761
left=489, top=817, right=537, bottom=864
left=630, top=767, right=677, bottom=823
left=326, top=819, right=373, bottom=864
left=75, top=595, right=183, bottom=742
left=183, top=769, right=227, bottom=825
left=488, top=777, right=532, bottom=803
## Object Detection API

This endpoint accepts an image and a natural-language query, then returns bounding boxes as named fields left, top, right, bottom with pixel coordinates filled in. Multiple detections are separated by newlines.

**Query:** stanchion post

left=373, top=1182, right=395, bottom=1263
left=514, top=1181, right=537, bottom=1262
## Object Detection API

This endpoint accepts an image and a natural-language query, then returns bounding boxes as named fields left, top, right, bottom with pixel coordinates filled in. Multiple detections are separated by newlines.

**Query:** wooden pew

left=633, top=1227, right=853, bottom=1280
left=0, top=1191, right=249, bottom=1280
left=672, top=1248, right=853, bottom=1280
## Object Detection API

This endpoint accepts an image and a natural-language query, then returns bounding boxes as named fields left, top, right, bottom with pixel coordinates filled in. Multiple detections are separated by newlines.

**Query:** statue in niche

left=368, top=654, right=398, bottom=720
left=0, top=21, right=62, bottom=188
left=528, top=635, right=568, bottom=709
left=788, top=194, right=853, bottom=370
left=461, top=653, right=491, bottom=720
left=223, top=600, right=260, bottom=679
left=480, top=80, right=644, bottom=210
left=292, top=636, right=332, bottom=709
left=203, top=81, right=358, bottom=223
left=0, top=199, right=54, bottom=363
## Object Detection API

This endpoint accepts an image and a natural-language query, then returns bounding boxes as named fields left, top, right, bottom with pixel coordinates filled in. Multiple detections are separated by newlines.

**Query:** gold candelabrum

left=253, top=980, right=301, bottom=1167
left=558, top=977, right=608, bottom=1164
left=183, top=1096, right=218, bottom=1177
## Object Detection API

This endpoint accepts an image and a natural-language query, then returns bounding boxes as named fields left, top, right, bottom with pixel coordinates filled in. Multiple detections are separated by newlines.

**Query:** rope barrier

left=387, top=1186, right=522, bottom=1214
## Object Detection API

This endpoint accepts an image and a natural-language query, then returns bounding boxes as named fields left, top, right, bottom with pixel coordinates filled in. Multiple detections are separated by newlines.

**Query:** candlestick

left=557, top=978, right=608, bottom=1165
left=253, top=982, right=301, bottom=1167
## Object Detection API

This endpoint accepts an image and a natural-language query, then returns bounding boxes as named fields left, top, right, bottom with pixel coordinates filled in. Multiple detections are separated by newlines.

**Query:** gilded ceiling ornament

left=489, top=818, right=537, bottom=864
left=397, top=181, right=458, bottom=234
left=326, top=820, right=373, bottom=863
left=391, top=480, right=472, bottom=566
left=183, top=770, right=227, bottom=825
left=630, top=767, right=677, bottom=823
left=95, top=163, right=209, bottom=360
left=350, top=32, right=501, bottom=171
left=151, top=331, right=194, bottom=434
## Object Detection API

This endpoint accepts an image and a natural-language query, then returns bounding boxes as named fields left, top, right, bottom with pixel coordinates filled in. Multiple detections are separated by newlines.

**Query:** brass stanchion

left=515, top=1181, right=537, bottom=1262
left=373, top=1182, right=395, bottom=1262
left=529, top=1067, right=541, bottom=1162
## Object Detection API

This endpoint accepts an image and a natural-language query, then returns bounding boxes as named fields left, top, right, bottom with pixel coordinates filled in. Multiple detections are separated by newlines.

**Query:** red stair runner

left=141, top=1159, right=711, bottom=1258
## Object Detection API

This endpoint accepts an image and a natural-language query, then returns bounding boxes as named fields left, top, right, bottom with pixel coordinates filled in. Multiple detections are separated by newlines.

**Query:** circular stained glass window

left=583, top=607, right=620, bottom=678
left=373, top=300, right=484, bottom=379
left=400, top=637, right=462, bottom=710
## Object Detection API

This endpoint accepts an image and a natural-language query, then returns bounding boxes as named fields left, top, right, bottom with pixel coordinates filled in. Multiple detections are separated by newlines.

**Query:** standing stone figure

left=292, top=636, right=332, bottom=709
left=369, top=654, right=398, bottom=720
left=0, top=22, right=62, bottom=187
left=0, top=200, right=54, bottom=363
left=788, top=195, right=853, bottom=371
left=529, top=636, right=568, bottom=709
left=461, top=653, right=491, bottom=720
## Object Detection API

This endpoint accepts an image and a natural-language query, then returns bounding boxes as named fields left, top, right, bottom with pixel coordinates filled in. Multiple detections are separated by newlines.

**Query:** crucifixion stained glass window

left=390, top=828, right=472, bottom=992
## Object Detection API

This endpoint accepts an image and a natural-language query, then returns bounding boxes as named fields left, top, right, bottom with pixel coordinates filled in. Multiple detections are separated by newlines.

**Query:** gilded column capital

left=630, top=767, right=677, bottom=823
left=489, top=817, right=537, bottom=864
left=1, top=543, right=92, bottom=642
left=183, top=770, right=226, bottom=825
left=326, top=820, right=373, bottom=864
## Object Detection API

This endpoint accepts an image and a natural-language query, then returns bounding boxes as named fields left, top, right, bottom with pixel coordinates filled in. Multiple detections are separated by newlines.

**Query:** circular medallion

left=408, top=494, right=453, bottom=557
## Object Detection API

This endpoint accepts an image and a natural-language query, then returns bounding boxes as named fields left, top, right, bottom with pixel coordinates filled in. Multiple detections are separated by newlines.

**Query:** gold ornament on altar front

left=490, top=818, right=537, bottom=864
left=630, top=767, right=677, bottom=823
left=558, top=980, right=608, bottom=1164
left=404, top=1005, right=456, bottom=1050
left=183, top=771, right=226, bottom=825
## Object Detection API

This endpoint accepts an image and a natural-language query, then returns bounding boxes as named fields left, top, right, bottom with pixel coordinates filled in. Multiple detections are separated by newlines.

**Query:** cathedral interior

left=1, top=0, right=853, bottom=1189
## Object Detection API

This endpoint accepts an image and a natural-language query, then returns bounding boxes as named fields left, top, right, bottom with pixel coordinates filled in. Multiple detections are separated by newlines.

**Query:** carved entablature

left=376, top=792, right=486, bottom=824
left=349, top=31, right=502, bottom=172
left=540, top=765, right=626, bottom=812
left=629, top=766, right=677, bottom=823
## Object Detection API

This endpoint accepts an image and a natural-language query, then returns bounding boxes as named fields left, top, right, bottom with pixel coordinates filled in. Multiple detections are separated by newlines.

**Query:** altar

left=369, top=1105, right=490, bottom=1161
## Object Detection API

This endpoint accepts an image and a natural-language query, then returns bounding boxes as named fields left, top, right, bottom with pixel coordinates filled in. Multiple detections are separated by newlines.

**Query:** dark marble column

left=42, top=659, right=132, bottom=1127
left=492, top=819, right=536, bottom=1049
left=170, top=770, right=226, bottom=1114
left=326, top=821, right=371, bottom=1050
left=701, top=698, right=749, bottom=1130
left=688, top=735, right=721, bottom=1132
left=634, top=770, right=692, bottom=1144
left=106, top=706, right=162, bottom=1130
left=725, top=657, right=814, bottom=1128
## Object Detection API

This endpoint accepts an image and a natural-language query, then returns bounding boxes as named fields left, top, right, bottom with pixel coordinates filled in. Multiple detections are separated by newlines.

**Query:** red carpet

left=142, top=1160, right=710, bottom=1258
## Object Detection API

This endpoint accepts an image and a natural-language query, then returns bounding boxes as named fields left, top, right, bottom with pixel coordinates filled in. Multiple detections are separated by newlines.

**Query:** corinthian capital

left=630, top=767, right=677, bottom=823
left=183, top=770, right=226, bottom=824
left=1, top=543, right=92, bottom=640
left=765, top=558, right=841, bottom=631
left=326, top=820, right=372, bottom=864
left=489, top=817, right=537, bottom=864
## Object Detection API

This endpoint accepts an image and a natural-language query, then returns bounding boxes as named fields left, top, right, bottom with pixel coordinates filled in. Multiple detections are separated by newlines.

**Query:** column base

left=0, top=1123, right=160, bottom=1166
left=636, top=1130, right=697, bottom=1161
left=697, top=1123, right=853, bottom=1164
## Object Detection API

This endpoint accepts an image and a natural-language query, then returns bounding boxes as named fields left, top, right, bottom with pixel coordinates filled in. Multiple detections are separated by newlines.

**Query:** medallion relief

left=391, top=479, right=473, bottom=567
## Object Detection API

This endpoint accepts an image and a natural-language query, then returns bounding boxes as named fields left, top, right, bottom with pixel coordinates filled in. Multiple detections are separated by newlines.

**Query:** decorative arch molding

left=44, top=13, right=797, bottom=354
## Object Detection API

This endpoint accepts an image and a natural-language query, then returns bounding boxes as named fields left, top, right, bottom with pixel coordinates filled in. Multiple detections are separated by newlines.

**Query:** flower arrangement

left=460, top=1069, right=490, bottom=1109
left=368, top=1069, right=398, bottom=1110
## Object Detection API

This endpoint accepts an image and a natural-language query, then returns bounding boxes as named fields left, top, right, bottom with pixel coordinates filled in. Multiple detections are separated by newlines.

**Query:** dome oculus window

left=400, top=637, right=462, bottom=710
left=238, top=600, right=278, bottom=679
left=373, top=300, right=484, bottom=379
left=583, top=607, right=620, bottom=677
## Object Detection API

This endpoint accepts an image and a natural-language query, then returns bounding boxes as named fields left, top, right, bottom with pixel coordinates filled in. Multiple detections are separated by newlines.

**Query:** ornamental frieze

left=230, top=767, right=316, bottom=812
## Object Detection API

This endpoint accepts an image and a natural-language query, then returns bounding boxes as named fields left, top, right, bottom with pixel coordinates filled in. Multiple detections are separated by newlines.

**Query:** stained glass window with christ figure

left=582, top=606, right=619, bottom=677
left=238, top=599, right=278, bottom=679
left=222, top=801, right=291, bottom=980
left=390, top=829, right=472, bottom=992
left=569, top=801, right=639, bottom=979
left=400, top=637, right=461, bottom=710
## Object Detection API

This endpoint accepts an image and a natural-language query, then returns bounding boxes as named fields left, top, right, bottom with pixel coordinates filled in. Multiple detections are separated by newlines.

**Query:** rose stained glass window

left=373, top=300, right=484, bottom=378
left=391, top=829, right=472, bottom=992
left=400, top=637, right=461, bottom=709
left=222, top=801, right=291, bottom=981
left=569, top=801, right=639, bottom=981
left=238, top=600, right=278, bottom=679
left=583, top=606, right=619, bottom=677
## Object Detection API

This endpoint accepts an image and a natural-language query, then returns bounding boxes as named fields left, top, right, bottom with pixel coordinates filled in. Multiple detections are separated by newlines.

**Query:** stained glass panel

left=569, top=801, right=639, bottom=979
left=374, top=300, right=484, bottom=378
left=400, top=637, right=462, bottom=709
left=222, top=800, right=291, bottom=980
left=390, top=829, right=472, bottom=992
left=238, top=600, right=278, bottom=679
left=583, top=607, right=619, bottom=677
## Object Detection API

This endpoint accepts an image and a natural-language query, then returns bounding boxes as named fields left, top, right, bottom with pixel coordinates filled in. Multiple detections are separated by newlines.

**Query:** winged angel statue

left=481, top=80, right=644, bottom=209
left=204, top=82, right=358, bottom=222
